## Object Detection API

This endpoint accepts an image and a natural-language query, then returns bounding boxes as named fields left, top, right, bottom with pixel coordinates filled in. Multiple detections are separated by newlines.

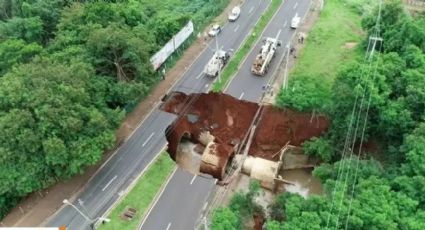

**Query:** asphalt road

left=45, top=1, right=270, bottom=229
left=227, top=0, right=312, bottom=103
left=139, top=0, right=312, bottom=229
left=140, top=170, right=216, bottom=230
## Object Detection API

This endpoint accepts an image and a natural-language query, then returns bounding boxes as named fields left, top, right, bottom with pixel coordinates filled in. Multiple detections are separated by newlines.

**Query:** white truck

left=204, top=49, right=230, bottom=77
left=251, top=31, right=282, bottom=76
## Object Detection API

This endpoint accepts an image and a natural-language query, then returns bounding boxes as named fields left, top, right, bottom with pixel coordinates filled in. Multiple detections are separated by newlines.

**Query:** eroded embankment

left=160, top=92, right=329, bottom=179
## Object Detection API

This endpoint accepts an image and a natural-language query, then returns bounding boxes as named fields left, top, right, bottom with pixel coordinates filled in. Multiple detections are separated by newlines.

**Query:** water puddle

left=282, top=169, right=323, bottom=197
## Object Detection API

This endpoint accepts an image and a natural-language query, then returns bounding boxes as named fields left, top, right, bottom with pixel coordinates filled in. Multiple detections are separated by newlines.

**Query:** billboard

left=150, top=21, right=194, bottom=70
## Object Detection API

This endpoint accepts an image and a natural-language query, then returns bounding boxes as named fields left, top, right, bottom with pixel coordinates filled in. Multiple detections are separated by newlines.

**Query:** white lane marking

left=283, top=20, right=288, bottom=28
left=190, top=175, right=197, bottom=185
left=293, top=2, right=298, bottom=9
left=196, top=72, right=203, bottom=79
left=249, top=6, right=254, bottom=14
left=166, top=222, right=171, bottom=230
left=102, top=175, right=117, bottom=192
left=234, top=24, right=240, bottom=32
left=142, top=132, right=155, bottom=147
left=239, top=92, right=245, bottom=100
left=139, top=167, right=177, bottom=228
left=205, top=84, right=209, bottom=88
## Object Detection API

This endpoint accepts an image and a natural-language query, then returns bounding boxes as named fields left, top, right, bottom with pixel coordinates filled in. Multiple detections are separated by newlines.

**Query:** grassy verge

left=212, top=0, right=283, bottom=92
left=98, top=153, right=175, bottom=230
left=289, top=0, right=364, bottom=82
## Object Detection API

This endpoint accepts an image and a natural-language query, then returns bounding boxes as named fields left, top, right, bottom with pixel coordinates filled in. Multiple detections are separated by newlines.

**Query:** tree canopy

left=211, top=1, right=425, bottom=229
left=0, top=0, right=230, bottom=218
left=267, top=0, right=425, bottom=229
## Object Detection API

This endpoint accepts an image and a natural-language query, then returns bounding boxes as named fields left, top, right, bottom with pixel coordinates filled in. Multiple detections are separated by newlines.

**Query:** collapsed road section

left=160, top=92, right=328, bottom=184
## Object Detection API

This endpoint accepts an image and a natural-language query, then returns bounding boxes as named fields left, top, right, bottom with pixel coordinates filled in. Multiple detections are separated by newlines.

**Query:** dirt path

left=0, top=0, right=242, bottom=227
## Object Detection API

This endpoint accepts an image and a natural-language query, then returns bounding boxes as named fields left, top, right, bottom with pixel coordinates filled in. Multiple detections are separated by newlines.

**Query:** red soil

left=251, top=107, right=329, bottom=161
left=161, top=92, right=329, bottom=179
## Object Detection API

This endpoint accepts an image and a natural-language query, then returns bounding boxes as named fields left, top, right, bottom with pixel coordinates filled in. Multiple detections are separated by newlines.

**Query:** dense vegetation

left=211, top=181, right=263, bottom=229
left=269, top=0, right=425, bottom=229
left=0, top=0, right=229, bottom=218
left=213, top=0, right=425, bottom=230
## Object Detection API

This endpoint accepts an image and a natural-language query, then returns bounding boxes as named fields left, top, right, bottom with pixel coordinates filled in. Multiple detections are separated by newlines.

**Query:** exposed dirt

left=253, top=213, right=265, bottom=230
left=251, top=107, right=329, bottom=161
left=163, top=92, right=259, bottom=179
left=343, top=42, right=358, bottom=49
left=161, top=92, right=329, bottom=179
left=1, top=0, right=243, bottom=226
left=403, top=0, right=425, bottom=16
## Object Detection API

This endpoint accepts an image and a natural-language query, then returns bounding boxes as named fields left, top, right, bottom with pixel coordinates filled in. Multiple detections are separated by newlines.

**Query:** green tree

left=0, top=39, right=42, bottom=76
left=302, top=137, right=334, bottom=162
left=0, top=16, right=43, bottom=43
left=229, top=181, right=262, bottom=218
left=86, top=23, right=153, bottom=82
left=276, top=74, right=331, bottom=113
left=211, top=207, right=240, bottom=230
left=0, top=58, right=122, bottom=216
left=400, top=123, right=425, bottom=176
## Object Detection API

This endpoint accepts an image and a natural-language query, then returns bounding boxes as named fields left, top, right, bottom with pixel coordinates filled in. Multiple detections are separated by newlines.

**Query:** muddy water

left=282, top=169, right=323, bottom=197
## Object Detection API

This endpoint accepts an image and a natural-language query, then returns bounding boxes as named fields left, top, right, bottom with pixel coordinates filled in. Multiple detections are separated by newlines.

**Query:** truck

left=204, top=49, right=230, bottom=77
left=251, top=31, right=282, bottom=76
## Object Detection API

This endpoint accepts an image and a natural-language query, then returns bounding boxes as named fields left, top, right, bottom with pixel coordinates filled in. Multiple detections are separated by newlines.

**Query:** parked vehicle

left=228, top=6, right=241, bottom=21
left=208, top=24, right=222, bottom=37
left=251, top=31, right=282, bottom=76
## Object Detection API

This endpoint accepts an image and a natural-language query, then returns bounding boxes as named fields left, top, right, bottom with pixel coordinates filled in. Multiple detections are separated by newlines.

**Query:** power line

left=325, top=1, right=383, bottom=228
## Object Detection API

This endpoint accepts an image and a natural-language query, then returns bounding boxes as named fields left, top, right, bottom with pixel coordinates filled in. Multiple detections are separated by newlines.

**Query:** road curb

left=96, top=147, right=169, bottom=228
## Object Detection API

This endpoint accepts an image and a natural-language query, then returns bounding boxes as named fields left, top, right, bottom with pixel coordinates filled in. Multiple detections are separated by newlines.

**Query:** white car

left=291, top=14, right=301, bottom=29
left=228, top=6, right=241, bottom=22
left=208, top=24, right=222, bottom=37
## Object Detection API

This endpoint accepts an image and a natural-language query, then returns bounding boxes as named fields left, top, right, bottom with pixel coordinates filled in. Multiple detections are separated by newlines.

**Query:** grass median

left=98, top=152, right=175, bottom=230
left=211, top=0, right=283, bottom=92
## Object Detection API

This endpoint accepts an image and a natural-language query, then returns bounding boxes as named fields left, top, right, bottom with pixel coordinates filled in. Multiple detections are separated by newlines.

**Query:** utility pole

left=368, top=36, right=383, bottom=60
left=215, top=37, right=222, bottom=83
left=283, top=42, right=290, bottom=90
left=203, top=216, right=209, bottom=230
left=63, top=199, right=110, bottom=230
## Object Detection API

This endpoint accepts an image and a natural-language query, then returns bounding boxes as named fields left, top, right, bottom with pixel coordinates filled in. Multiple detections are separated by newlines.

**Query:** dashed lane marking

left=142, top=132, right=155, bottom=147
left=102, top=175, right=117, bottom=192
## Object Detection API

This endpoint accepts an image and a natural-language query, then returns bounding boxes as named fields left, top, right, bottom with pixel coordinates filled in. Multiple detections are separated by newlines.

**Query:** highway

left=45, top=1, right=270, bottom=229
left=139, top=0, right=312, bottom=229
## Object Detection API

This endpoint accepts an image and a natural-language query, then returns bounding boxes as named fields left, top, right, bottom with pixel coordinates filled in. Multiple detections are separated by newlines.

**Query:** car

left=291, top=14, right=301, bottom=29
left=228, top=6, right=241, bottom=22
left=208, top=24, right=222, bottom=37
